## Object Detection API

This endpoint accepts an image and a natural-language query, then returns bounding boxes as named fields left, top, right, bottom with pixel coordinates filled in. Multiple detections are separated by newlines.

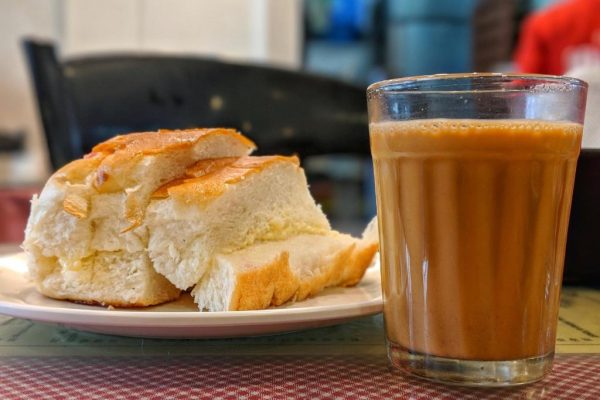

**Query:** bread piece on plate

left=192, top=233, right=378, bottom=311
left=82, top=128, right=256, bottom=230
left=27, top=251, right=178, bottom=307
left=145, top=155, right=332, bottom=290
left=23, top=128, right=378, bottom=310
left=23, top=128, right=254, bottom=307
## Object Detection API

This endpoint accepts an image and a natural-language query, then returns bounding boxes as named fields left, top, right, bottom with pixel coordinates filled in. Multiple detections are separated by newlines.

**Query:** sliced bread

left=145, top=155, right=332, bottom=290
left=23, top=129, right=378, bottom=310
left=192, top=233, right=378, bottom=311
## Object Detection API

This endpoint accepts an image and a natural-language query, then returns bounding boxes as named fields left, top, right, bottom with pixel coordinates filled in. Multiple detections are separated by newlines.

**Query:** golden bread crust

left=53, top=129, right=254, bottom=189
left=50, top=128, right=255, bottom=222
left=152, top=155, right=300, bottom=203
left=229, top=252, right=299, bottom=311
left=54, top=154, right=104, bottom=184
left=91, top=128, right=254, bottom=156
left=91, top=128, right=256, bottom=192
left=226, top=239, right=378, bottom=311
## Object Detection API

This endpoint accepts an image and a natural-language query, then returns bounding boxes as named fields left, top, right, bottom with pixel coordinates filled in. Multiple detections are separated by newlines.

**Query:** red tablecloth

left=1, top=354, right=598, bottom=399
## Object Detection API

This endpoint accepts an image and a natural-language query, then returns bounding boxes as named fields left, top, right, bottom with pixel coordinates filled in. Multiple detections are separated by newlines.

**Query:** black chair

left=23, top=39, right=370, bottom=170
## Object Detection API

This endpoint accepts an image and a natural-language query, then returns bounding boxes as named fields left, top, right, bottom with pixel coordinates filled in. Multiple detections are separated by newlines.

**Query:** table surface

left=1, top=293, right=599, bottom=399
left=0, top=242, right=599, bottom=399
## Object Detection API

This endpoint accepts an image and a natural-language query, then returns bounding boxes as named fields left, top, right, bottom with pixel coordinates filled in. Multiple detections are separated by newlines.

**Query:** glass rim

left=366, top=72, right=588, bottom=96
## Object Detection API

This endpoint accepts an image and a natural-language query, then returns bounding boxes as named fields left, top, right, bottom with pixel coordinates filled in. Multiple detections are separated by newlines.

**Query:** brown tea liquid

left=371, top=119, right=582, bottom=361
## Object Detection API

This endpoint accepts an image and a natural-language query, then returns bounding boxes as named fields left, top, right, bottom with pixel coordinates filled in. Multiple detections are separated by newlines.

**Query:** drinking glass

left=367, top=73, right=587, bottom=386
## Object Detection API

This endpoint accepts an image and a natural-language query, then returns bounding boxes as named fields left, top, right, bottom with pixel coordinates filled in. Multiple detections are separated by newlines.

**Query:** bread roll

left=24, top=128, right=254, bottom=307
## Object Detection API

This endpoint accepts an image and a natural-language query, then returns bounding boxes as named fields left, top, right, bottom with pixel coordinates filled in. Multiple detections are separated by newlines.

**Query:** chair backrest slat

left=23, top=39, right=370, bottom=170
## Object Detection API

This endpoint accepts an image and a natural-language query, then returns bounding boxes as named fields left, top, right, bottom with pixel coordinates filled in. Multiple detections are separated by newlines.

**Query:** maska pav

left=23, top=128, right=377, bottom=311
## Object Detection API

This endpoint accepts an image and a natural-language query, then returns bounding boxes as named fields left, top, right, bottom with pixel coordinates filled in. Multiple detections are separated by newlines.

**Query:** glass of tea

left=367, top=73, right=587, bottom=386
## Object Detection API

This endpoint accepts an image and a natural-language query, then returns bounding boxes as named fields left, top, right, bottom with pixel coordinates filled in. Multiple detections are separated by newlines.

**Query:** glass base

left=388, top=342, right=554, bottom=387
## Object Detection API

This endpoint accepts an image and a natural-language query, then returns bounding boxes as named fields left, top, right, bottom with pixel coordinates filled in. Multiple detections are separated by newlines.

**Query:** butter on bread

left=23, top=129, right=378, bottom=310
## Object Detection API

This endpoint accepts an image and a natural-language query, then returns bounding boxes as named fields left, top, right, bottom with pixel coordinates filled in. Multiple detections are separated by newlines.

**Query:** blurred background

left=0, top=0, right=599, bottom=243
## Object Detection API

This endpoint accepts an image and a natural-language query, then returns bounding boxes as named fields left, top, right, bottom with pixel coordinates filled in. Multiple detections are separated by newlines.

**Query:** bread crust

left=90, top=128, right=256, bottom=193
left=52, top=128, right=255, bottom=231
left=195, top=235, right=379, bottom=311
left=152, top=155, right=300, bottom=203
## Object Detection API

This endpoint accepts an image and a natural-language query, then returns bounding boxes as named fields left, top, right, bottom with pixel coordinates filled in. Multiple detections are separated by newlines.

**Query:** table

left=1, top=244, right=599, bottom=399
left=1, top=288, right=599, bottom=400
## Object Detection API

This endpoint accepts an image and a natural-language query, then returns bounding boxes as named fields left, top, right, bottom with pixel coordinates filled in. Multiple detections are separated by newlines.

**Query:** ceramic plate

left=0, top=253, right=382, bottom=338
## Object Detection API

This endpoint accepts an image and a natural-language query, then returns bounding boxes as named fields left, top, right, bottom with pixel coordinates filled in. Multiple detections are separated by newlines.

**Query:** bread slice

left=145, top=155, right=332, bottom=290
left=23, top=128, right=254, bottom=307
left=191, top=233, right=378, bottom=311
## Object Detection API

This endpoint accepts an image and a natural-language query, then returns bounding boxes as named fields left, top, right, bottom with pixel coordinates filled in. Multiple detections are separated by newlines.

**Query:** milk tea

left=370, top=119, right=582, bottom=361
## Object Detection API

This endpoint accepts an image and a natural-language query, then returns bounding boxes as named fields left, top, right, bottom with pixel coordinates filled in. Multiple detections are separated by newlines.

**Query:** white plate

left=0, top=253, right=383, bottom=338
